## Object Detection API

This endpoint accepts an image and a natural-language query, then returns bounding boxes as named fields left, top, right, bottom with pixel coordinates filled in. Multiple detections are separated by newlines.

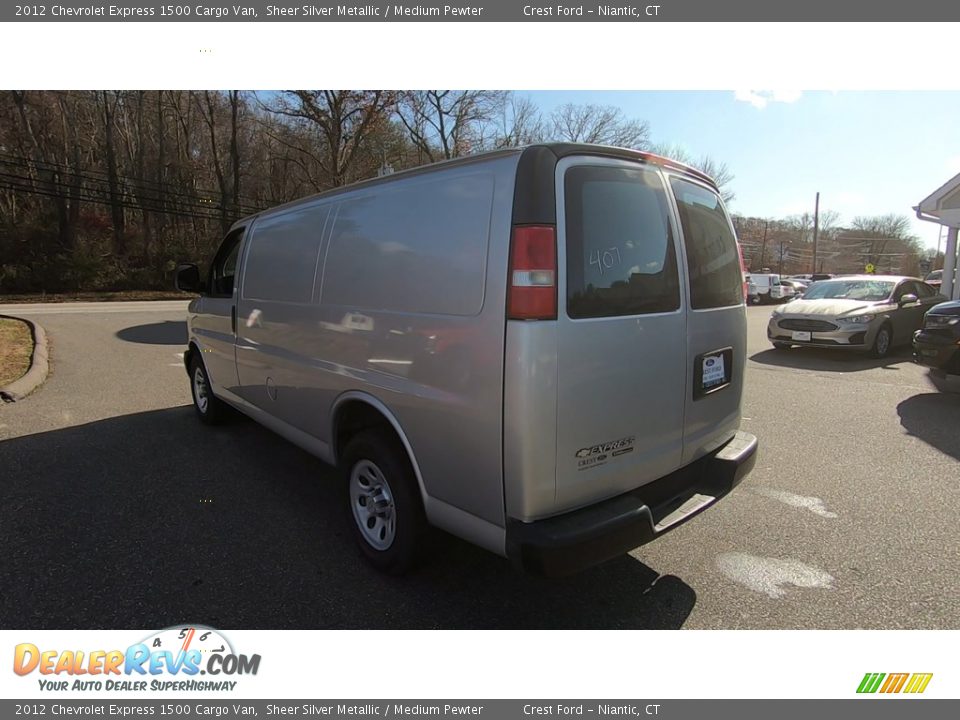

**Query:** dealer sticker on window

left=702, top=353, right=725, bottom=388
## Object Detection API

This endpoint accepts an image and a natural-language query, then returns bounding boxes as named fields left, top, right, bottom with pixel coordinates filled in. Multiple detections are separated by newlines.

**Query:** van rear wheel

left=342, top=429, right=427, bottom=575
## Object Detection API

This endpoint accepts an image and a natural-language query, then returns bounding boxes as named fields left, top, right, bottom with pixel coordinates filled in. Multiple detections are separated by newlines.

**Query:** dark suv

left=913, top=300, right=960, bottom=376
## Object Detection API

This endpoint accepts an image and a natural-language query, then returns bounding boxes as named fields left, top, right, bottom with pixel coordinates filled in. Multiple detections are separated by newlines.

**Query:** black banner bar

left=3, top=0, right=959, bottom=22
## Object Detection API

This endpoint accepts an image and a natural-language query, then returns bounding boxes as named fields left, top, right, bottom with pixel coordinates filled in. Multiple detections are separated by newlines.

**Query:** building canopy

left=916, top=171, right=960, bottom=228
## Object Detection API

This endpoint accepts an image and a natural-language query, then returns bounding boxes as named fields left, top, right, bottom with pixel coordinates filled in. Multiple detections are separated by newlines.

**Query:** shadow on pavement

left=897, top=392, right=960, bottom=462
left=116, top=321, right=187, bottom=346
left=0, top=408, right=696, bottom=629
left=750, top=346, right=913, bottom=373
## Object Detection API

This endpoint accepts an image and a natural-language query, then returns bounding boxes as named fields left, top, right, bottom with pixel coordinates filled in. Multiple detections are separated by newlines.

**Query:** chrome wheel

left=193, top=366, right=209, bottom=414
left=349, top=460, right=396, bottom=551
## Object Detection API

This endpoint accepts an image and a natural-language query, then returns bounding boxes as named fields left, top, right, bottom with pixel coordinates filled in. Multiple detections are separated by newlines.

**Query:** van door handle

left=231, top=305, right=237, bottom=334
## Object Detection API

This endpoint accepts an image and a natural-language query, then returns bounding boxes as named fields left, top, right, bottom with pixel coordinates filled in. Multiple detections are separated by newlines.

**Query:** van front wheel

left=342, top=430, right=427, bottom=574
left=189, top=355, right=226, bottom=425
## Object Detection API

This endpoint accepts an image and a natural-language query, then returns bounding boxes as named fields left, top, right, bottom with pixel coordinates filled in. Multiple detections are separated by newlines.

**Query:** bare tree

left=549, top=103, right=650, bottom=149
left=690, top=156, right=736, bottom=203
left=852, top=214, right=912, bottom=239
left=229, top=90, right=241, bottom=219
left=493, top=94, right=545, bottom=148
left=396, top=90, right=507, bottom=162
left=785, top=212, right=815, bottom=244
left=849, top=214, right=918, bottom=270
left=196, top=90, right=240, bottom=234
left=10, top=91, right=80, bottom=251
left=266, top=91, right=396, bottom=188
left=649, top=142, right=736, bottom=203
left=100, top=91, right=126, bottom=254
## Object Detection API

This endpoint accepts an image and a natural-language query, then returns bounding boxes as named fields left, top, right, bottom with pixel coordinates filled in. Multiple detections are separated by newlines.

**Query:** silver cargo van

left=175, top=144, right=758, bottom=576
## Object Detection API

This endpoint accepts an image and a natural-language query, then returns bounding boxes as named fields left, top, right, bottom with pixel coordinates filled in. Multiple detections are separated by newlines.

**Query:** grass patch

left=0, top=290, right=195, bottom=303
left=0, top=317, right=33, bottom=387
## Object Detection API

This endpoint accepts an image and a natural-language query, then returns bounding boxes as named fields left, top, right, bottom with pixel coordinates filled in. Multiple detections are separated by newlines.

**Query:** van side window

left=208, top=227, right=244, bottom=298
left=564, top=166, right=680, bottom=319
left=321, top=173, right=493, bottom=316
left=670, top=178, right=743, bottom=309
left=242, top=204, right=330, bottom=303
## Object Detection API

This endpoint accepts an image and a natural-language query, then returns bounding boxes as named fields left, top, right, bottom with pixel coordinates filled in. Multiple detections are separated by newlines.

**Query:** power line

left=0, top=178, right=233, bottom=223
left=0, top=170, right=251, bottom=220
left=0, top=153, right=266, bottom=212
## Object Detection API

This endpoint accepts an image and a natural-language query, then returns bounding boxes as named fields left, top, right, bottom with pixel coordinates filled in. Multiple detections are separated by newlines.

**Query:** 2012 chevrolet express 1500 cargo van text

left=175, top=143, right=758, bottom=576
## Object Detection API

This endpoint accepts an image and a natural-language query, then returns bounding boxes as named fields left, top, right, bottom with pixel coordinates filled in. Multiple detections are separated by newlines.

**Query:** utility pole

left=936, top=225, right=944, bottom=270
left=778, top=240, right=786, bottom=277
left=811, top=191, right=820, bottom=273
left=758, top=219, right=769, bottom=271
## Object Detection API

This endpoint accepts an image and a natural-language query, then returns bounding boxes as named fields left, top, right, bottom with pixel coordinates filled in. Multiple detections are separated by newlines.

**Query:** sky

left=526, top=91, right=960, bottom=251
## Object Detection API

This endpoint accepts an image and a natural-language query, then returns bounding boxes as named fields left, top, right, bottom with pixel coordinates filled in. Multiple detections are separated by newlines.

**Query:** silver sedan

left=767, top=275, right=945, bottom=358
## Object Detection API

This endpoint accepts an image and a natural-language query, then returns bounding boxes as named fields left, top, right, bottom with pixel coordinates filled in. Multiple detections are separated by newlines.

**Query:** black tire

left=189, top=354, right=226, bottom=425
left=929, top=370, right=960, bottom=394
left=341, top=429, right=427, bottom=575
left=772, top=342, right=792, bottom=350
left=870, top=323, right=893, bottom=359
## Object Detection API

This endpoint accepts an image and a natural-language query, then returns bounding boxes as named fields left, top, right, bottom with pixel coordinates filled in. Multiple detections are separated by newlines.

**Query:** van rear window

left=670, top=178, right=743, bottom=310
left=564, top=166, right=680, bottom=319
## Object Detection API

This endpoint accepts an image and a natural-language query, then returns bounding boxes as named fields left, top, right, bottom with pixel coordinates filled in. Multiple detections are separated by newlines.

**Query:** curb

left=0, top=314, right=49, bottom=403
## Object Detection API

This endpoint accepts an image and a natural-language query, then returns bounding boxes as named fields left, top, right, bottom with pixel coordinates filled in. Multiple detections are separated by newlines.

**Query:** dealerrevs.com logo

left=13, top=626, right=261, bottom=692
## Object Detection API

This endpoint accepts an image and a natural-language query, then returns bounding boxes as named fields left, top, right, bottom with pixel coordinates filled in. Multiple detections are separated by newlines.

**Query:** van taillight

left=736, top=240, right=748, bottom=302
left=508, top=225, right=557, bottom=320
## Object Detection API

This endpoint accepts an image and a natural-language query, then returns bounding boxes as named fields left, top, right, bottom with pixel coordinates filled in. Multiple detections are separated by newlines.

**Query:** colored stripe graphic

left=857, top=673, right=885, bottom=693
left=880, top=673, right=909, bottom=693
left=904, top=673, right=933, bottom=694
left=857, top=672, right=932, bottom=694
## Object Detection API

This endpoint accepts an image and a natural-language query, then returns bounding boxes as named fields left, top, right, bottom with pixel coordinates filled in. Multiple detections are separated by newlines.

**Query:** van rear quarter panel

left=274, top=155, right=520, bottom=528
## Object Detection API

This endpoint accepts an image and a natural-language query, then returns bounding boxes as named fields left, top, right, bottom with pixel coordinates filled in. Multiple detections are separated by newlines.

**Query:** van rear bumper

left=505, top=430, right=758, bottom=576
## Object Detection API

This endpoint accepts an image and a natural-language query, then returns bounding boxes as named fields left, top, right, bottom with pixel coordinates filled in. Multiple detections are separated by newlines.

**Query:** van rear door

left=553, top=157, right=687, bottom=513
left=667, top=176, right=746, bottom=464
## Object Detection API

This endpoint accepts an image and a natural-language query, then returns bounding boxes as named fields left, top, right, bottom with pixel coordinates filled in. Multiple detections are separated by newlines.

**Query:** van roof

left=231, top=143, right=721, bottom=228
left=542, top=143, right=720, bottom=189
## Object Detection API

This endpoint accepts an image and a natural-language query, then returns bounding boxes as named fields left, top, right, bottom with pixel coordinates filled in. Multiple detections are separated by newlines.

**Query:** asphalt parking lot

left=1, top=302, right=958, bottom=629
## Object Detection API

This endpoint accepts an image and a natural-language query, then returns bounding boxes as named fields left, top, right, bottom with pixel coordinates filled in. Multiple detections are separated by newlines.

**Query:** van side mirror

left=898, top=293, right=918, bottom=307
left=175, top=264, right=202, bottom=293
